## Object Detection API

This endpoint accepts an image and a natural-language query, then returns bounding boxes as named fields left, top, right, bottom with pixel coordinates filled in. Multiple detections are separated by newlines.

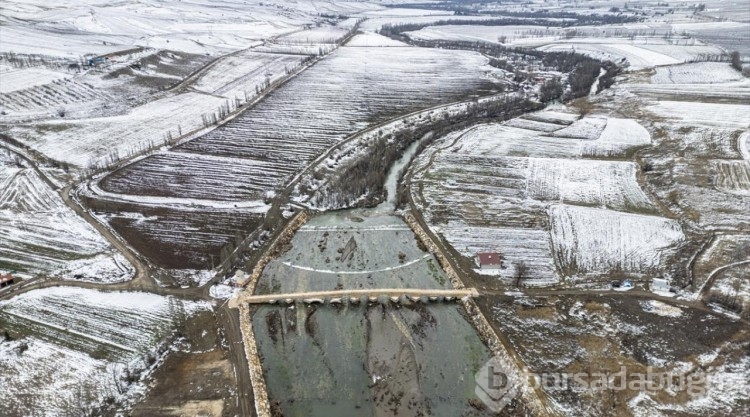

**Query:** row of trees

left=383, top=4, right=642, bottom=26
left=310, top=95, right=542, bottom=210
left=403, top=38, right=615, bottom=101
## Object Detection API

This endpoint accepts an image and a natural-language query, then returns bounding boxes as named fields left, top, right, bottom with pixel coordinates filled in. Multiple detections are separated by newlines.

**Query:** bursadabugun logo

left=474, top=356, right=519, bottom=412
left=476, top=355, right=711, bottom=411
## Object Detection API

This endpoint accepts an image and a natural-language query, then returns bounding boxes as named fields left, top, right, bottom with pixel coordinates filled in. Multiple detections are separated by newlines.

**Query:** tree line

left=400, top=38, right=618, bottom=101
left=310, top=95, right=542, bottom=209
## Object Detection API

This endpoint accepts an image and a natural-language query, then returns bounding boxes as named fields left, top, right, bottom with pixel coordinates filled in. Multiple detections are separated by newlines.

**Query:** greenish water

left=253, top=211, right=494, bottom=416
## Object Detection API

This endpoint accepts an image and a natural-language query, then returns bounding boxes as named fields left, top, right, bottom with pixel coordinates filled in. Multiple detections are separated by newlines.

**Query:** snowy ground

left=0, top=148, right=132, bottom=281
left=410, top=107, right=674, bottom=284
left=537, top=37, right=725, bottom=70
left=0, top=1, right=372, bottom=169
left=651, top=62, right=744, bottom=84
left=483, top=294, right=750, bottom=416
left=88, top=40, right=505, bottom=268
left=0, top=287, right=211, bottom=416
left=549, top=204, right=684, bottom=275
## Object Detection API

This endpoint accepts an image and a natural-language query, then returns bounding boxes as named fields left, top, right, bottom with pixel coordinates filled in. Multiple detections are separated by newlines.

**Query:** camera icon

left=475, top=356, right=520, bottom=412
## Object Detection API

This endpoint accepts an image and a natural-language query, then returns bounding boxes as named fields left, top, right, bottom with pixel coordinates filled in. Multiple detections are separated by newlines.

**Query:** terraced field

left=0, top=149, right=132, bottom=281
left=88, top=202, right=264, bottom=269
left=92, top=42, right=504, bottom=268
left=409, top=108, right=681, bottom=284
left=0, top=287, right=209, bottom=416
left=0, top=78, right=112, bottom=114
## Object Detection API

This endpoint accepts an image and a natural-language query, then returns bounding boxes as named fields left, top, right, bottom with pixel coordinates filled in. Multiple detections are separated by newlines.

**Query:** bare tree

left=730, top=51, right=742, bottom=72
left=514, top=261, right=528, bottom=288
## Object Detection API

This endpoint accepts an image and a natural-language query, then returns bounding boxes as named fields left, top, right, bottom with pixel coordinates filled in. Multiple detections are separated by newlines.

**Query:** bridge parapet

left=229, top=288, right=478, bottom=308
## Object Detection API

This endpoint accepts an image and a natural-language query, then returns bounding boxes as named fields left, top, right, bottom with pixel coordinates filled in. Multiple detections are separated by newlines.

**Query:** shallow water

left=254, top=302, right=492, bottom=417
left=374, top=132, right=433, bottom=214
left=253, top=199, right=493, bottom=416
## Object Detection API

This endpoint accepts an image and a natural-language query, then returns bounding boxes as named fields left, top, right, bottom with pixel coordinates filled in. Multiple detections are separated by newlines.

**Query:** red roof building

left=476, top=253, right=502, bottom=269
left=0, top=273, right=15, bottom=287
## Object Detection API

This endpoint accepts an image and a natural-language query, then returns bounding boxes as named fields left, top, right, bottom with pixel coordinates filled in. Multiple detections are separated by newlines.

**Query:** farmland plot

left=537, top=38, right=725, bottom=70
left=0, top=151, right=132, bottom=281
left=99, top=152, right=295, bottom=201
left=344, top=32, right=409, bottom=47
left=549, top=204, right=684, bottom=275
left=444, top=116, right=649, bottom=159
left=406, top=24, right=562, bottom=47
left=411, top=107, right=670, bottom=283
left=538, top=41, right=681, bottom=70
left=0, top=287, right=206, bottom=358
left=190, top=52, right=305, bottom=99
left=5, top=91, right=227, bottom=168
left=274, top=26, right=350, bottom=45
left=673, top=21, right=750, bottom=55
left=0, top=287, right=209, bottom=416
left=0, top=337, right=119, bottom=417
left=550, top=117, right=607, bottom=139
left=647, top=101, right=750, bottom=128
left=0, top=78, right=115, bottom=116
left=0, top=49, right=216, bottom=122
left=92, top=45, right=504, bottom=268
left=632, top=99, right=750, bottom=230
left=583, top=117, right=652, bottom=157
left=651, top=62, right=743, bottom=84
left=526, top=158, right=654, bottom=211
left=89, top=202, right=264, bottom=269
left=715, top=160, right=750, bottom=195
left=0, top=67, right=69, bottom=94
left=3, top=46, right=309, bottom=168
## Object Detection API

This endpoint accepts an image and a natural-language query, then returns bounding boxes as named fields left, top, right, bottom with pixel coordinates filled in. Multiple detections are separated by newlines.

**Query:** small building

left=476, top=252, right=502, bottom=269
left=652, top=277, right=671, bottom=293
left=0, top=273, right=15, bottom=288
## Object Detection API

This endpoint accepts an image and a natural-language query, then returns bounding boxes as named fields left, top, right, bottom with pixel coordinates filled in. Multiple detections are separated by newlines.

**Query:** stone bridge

left=230, top=288, right=479, bottom=308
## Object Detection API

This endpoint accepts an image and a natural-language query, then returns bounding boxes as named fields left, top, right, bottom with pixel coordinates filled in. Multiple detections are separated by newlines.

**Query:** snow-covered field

left=345, top=31, right=409, bottom=47
left=549, top=204, right=684, bottom=274
left=651, top=62, right=744, bottom=84
left=411, top=107, right=672, bottom=283
left=191, top=51, right=305, bottom=99
left=526, top=158, right=653, bottom=210
left=0, top=287, right=210, bottom=416
left=537, top=39, right=724, bottom=70
left=441, top=116, right=649, bottom=159
left=2, top=47, right=308, bottom=168
left=0, top=149, right=132, bottom=281
left=0, top=287, right=206, bottom=357
left=0, top=68, right=70, bottom=94
left=406, top=24, right=561, bottom=47
left=550, top=116, right=608, bottom=139
left=0, top=337, right=119, bottom=417
left=275, top=26, right=350, bottom=45
left=715, top=160, right=750, bottom=196
left=88, top=42, right=505, bottom=267
left=0, top=1, right=377, bottom=168
left=647, top=101, right=750, bottom=128
left=0, top=0, right=373, bottom=58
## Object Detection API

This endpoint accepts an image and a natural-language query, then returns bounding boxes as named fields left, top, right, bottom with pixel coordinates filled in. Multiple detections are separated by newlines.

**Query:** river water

left=252, top=132, right=494, bottom=416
